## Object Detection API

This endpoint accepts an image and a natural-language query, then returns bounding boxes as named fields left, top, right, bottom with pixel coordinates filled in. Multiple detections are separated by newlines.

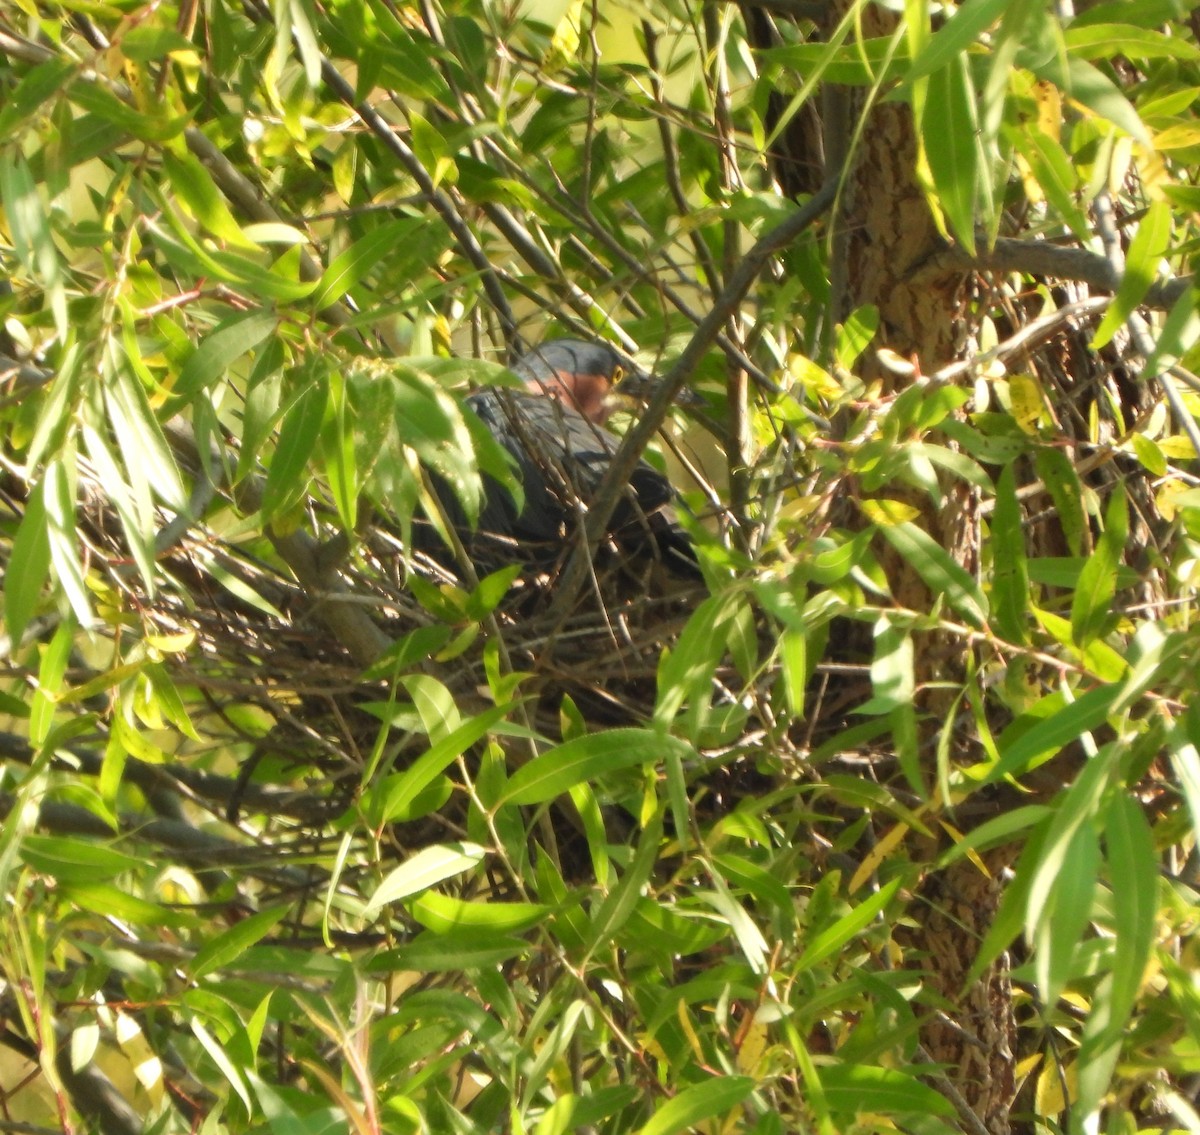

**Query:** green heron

left=449, top=338, right=698, bottom=578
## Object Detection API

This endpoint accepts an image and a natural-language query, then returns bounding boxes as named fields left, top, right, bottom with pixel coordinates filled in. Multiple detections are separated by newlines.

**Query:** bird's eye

left=611, top=365, right=624, bottom=384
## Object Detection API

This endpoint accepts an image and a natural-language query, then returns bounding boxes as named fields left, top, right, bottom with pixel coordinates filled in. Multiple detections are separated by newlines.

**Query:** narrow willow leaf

left=162, top=151, right=257, bottom=249
left=1144, top=285, right=1200, bottom=380
left=1023, top=52, right=1149, bottom=143
left=1102, top=794, right=1157, bottom=1036
left=1034, top=447, right=1085, bottom=555
left=363, top=843, right=486, bottom=918
left=796, top=878, right=902, bottom=973
left=635, top=1076, right=754, bottom=1135
left=499, top=730, right=692, bottom=807
left=190, top=906, right=290, bottom=979
left=1032, top=821, right=1099, bottom=1008
left=0, top=57, right=76, bottom=138
left=20, top=836, right=142, bottom=883
left=1071, top=483, right=1127, bottom=647
left=408, top=892, right=550, bottom=934
left=67, top=81, right=189, bottom=142
left=991, top=463, right=1030, bottom=643
left=0, top=150, right=66, bottom=334
left=1065, top=23, right=1200, bottom=61
left=81, top=423, right=155, bottom=590
left=921, top=54, right=980, bottom=252
left=5, top=485, right=51, bottom=648
left=864, top=620, right=914, bottom=714
left=1011, top=125, right=1090, bottom=240
left=985, top=684, right=1116, bottom=784
left=905, top=0, right=1009, bottom=81
left=175, top=310, right=279, bottom=399
left=820, top=1064, right=956, bottom=1117
left=312, top=218, right=427, bottom=310
left=262, top=380, right=327, bottom=519
left=371, top=929, right=529, bottom=972
left=44, top=459, right=91, bottom=628
left=584, top=814, right=662, bottom=956
left=1093, top=200, right=1171, bottom=349
left=877, top=521, right=989, bottom=627
left=320, top=373, right=358, bottom=533
left=655, top=591, right=745, bottom=730
left=191, top=1020, right=252, bottom=1111
left=366, top=702, right=512, bottom=825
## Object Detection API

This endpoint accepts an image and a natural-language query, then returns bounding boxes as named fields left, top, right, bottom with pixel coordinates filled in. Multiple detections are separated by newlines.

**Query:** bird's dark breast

left=455, top=387, right=696, bottom=576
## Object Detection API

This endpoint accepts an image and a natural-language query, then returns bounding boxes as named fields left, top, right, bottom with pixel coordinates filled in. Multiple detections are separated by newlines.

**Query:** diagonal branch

left=549, top=177, right=839, bottom=617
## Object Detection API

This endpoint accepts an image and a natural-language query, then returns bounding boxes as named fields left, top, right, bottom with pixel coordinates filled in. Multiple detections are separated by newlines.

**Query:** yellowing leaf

left=859, top=498, right=920, bottom=525
left=1009, top=373, right=1046, bottom=433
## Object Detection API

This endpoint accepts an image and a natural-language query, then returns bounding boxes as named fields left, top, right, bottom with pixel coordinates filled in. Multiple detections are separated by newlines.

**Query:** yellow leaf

left=1008, top=374, right=1046, bottom=434
left=1035, top=1056, right=1075, bottom=1117
left=850, top=822, right=910, bottom=894
left=860, top=498, right=921, bottom=525
left=735, top=1018, right=768, bottom=1074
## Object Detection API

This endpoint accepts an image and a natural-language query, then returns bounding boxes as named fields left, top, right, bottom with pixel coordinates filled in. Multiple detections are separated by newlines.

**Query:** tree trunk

left=828, top=6, right=1016, bottom=1132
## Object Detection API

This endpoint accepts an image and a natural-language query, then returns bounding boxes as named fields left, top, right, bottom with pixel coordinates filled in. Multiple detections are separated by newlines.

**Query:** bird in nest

left=434, top=338, right=700, bottom=581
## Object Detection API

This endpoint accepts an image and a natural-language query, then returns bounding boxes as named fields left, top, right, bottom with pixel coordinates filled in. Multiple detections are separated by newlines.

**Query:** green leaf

left=63, top=884, right=187, bottom=927
left=836, top=305, right=879, bottom=372
left=797, top=878, right=902, bottom=973
left=1031, top=821, right=1099, bottom=1008
left=584, top=814, right=662, bottom=956
left=0, top=150, right=66, bottom=334
left=175, top=310, right=279, bottom=399
left=121, top=25, right=199, bottom=60
left=1102, top=794, right=1157, bottom=1037
left=363, top=842, right=487, bottom=918
left=1034, top=447, right=1085, bottom=556
left=821, top=1063, right=956, bottom=1117
left=990, top=463, right=1029, bottom=643
left=364, top=702, right=513, bottom=824
left=409, top=892, right=551, bottom=934
left=877, top=521, right=989, bottom=627
left=68, top=80, right=189, bottom=142
left=635, top=1076, right=755, bottom=1135
left=1065, top=23, right=1200, bottom=61
left=311, top=217, right=428, bottom=310
left=1024, top=52, right=1149, bottom=143
left=44, top=458, right=91, bottom=628
left=0, top=58, right=76, bottom=139
left=905, top=0, right=1009, bottom=82
left=5, top=485, right=51, bottom=648
left=655, top=592, right=747, bottom=731
left=1144, top=285, right=1200, bottom=381
left=499, top=730, right=694, bottom=806
left=920, top=54, right=980, bottom=253
left=163, top=150, right=257, bottom=249
left=370, top=929, right=530, bottom=972
left=20, top=836, right=143, bottom=883
left=984, top=684, right=1116, bottom=784
left=262, top=379, right=327, bottom=519
left=1012, top=127, right=1090, bottom=241
left=190, top=906, right=291, bottom=980
left=1092, top=200, right=1172, bottom=349
left=1070, top=483, right=1126, bottom=647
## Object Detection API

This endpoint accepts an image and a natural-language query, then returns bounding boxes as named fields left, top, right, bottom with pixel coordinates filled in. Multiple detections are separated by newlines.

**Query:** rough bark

left=826, top=4, right=1015, bottom=1131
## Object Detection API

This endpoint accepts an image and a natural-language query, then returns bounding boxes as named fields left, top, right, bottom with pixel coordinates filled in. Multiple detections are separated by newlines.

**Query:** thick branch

left=941, top=236, right=1193, bottom=311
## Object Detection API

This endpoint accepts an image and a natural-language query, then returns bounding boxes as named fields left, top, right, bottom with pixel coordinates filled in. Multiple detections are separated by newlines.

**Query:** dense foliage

left=2, top=0, right=1200, bottom=1132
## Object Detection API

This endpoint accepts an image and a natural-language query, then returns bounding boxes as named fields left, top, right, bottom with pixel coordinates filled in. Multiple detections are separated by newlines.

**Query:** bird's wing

left=464, top=387, right=694, bottom=573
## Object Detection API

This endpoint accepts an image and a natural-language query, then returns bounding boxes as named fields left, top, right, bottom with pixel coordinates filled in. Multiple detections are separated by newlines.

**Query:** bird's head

left=510, top=339, right=634, bottom=425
